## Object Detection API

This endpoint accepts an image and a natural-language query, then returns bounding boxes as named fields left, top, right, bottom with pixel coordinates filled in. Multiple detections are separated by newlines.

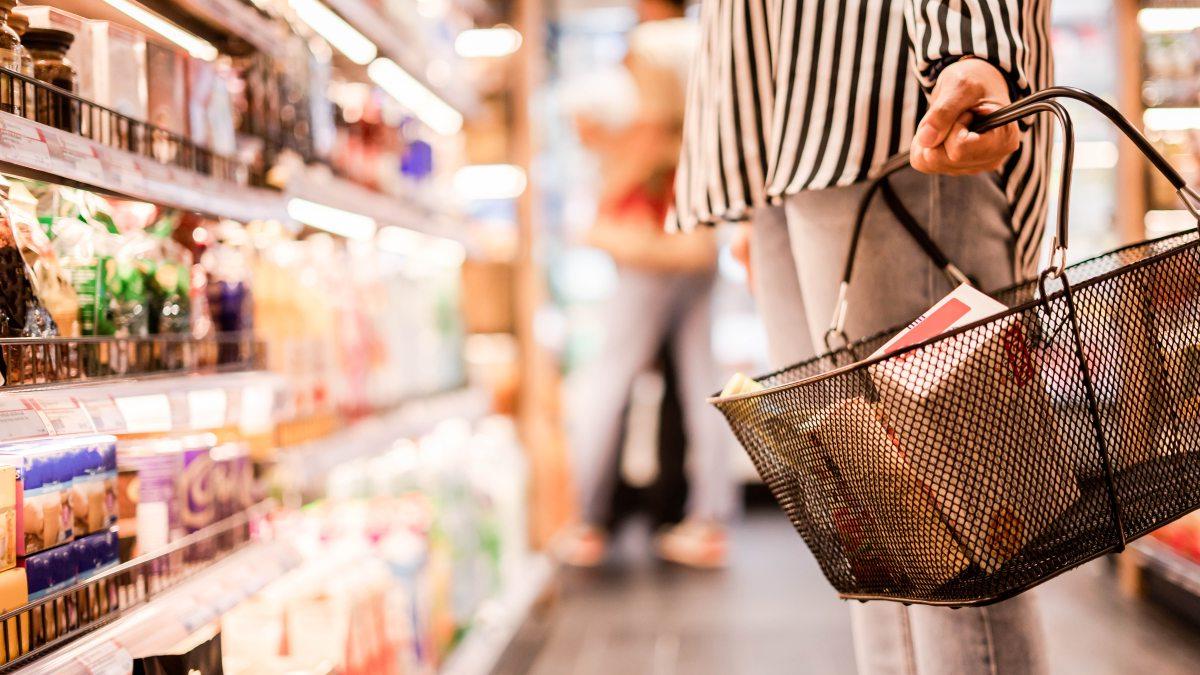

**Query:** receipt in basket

left=867, top=284, right=1081, bottom=573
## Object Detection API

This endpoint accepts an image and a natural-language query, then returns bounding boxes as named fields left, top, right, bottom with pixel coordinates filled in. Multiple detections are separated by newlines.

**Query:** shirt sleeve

left=903, top=0, right=1041, bottom=101
left=670, top=0, right=775, bottom=231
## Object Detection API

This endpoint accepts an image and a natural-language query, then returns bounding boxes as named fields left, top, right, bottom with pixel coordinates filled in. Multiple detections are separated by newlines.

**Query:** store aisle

left=509, top=513, right=1200, bottom=675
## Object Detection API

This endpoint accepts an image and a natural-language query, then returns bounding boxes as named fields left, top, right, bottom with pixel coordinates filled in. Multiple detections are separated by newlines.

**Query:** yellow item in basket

left=721, top=373, right=764, bottom=397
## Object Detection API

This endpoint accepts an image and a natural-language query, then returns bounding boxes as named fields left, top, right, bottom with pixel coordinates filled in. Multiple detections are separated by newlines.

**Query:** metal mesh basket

left=711, top=88, right=1200, bottom=606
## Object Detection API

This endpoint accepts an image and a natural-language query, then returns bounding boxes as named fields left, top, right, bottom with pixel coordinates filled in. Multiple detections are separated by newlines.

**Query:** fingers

left=914, top=77, right=982, bottom=148
left=912, top=106, right=1019, bottom=174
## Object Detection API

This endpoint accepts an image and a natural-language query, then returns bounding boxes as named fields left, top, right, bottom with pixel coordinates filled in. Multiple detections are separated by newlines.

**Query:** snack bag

left=7, top=182, right=78, bottom=337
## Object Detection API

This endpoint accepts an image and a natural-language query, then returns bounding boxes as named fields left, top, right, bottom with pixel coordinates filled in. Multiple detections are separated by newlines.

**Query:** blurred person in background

left=556, top=0, right=735, bottom=569
left=675, top=0, right=1055, bottom=672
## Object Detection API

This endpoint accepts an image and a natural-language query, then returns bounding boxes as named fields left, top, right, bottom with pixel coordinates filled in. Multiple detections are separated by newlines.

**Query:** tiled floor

left=507, top=512, right=1200, bottom=675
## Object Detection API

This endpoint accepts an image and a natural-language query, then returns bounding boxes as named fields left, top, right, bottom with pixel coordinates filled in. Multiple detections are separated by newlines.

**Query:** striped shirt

left=673, top=0, right=1053, bottom=277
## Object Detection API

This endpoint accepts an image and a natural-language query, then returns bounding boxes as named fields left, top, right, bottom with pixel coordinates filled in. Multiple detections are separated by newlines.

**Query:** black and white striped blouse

left=673, top=0, right=1053, bottom=278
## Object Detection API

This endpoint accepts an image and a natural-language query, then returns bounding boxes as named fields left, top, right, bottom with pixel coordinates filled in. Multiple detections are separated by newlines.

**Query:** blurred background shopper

left=556, top=0, right=735, bottom=569
left=674, top=0, right=1055, bottom=672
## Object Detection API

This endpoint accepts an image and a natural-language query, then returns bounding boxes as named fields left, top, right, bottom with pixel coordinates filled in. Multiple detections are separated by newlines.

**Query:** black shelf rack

left=0, top=332, right=264, bottom=388
left=0, top=67, right=245, bottom=184
left=0, top=502, right=274, bottom=672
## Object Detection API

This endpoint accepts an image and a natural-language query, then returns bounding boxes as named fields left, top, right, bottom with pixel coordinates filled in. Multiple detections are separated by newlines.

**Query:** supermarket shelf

left=0, top=503, right=290, bottom=673
left=11, top=538, right=299, bottom=674
left=0, top=369, right=284, bottom=441
left=442, top=555, right=556, bottom=675
left=284, top=165, right=464, bottom=239
left=0, top=333, right=262, bottom=391
left=278, top=385, right=489, bottom=498
left=0, top=110, right=285, bottom=223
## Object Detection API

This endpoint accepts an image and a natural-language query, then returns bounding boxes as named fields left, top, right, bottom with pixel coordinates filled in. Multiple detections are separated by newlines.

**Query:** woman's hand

left=910, top=58, right=1020, bottom=175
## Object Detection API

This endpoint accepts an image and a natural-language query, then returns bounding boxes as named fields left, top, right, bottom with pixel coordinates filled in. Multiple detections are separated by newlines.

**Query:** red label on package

left=884, top=298, right=971, bottom=357
left=1001, top=324, right=1035, bottom=387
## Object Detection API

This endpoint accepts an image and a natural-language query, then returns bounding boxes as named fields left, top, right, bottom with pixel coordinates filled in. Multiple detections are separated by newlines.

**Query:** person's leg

left=750, top=205, right=816, bottom=365
left=568, top=269, right=677, bottom=527
left=668, top=270, right=734, bottom=524
left=782, top=168, right=1045, bottom=675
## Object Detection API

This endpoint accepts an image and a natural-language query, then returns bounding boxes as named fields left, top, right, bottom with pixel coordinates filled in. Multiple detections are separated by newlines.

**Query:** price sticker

left=29, top=395, right=97, bottom=436
left=78, top=640, right=133, bottom=675
left=188, top=388, right=228, bottom=430
left=115, top=394, right=173, bottom=434
left=0, top=396, right=49, bottom=440
left=82, top=396, right=128, bottom=434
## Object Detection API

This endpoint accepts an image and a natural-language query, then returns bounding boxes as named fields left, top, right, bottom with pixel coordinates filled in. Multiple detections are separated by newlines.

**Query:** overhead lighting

left=1138, top=8, right=1200, bottom=33
left=100, top=0, right=218, bottom=60
left=454, top=164, right=527, bottom=200
left=368, top=58, right=463, bottom=135
left=289, top=0, right=378, bottom=65
left=376, top=226, right=466, bottom=267
left=455, top=25, right=522, bottom=58
left=1143, top=107, right=1200, bottom=132
left=287, top=198, right=377, bottom=240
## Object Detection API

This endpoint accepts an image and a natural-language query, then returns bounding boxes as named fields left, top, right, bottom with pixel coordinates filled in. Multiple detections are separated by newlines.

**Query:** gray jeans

left=754, top=168, right=1048, bottom=675
left=569, top=267, right=734, bottom=525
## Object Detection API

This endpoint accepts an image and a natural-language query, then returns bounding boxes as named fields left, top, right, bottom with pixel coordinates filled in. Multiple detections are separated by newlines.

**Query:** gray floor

left=509, top=513, right=1200, bottom=675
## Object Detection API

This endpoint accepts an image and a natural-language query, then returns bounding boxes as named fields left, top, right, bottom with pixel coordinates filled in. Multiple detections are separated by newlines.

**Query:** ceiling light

left=455, top=26, right=522, bottom=58
left=1143, top=107, right=1200, bottom=132
left=368, top=58, right=463, bottom=135
left=376, top=226, right=467, bottom=267
left=454, top=164, right=527, bottom=200
left=1138, top=8, right=1200, bottom=33
left=290, top=0, right=378, bottom=65
left=287, top=198, right=377, bottom=240
left=101, top=0, right=219, bottom=60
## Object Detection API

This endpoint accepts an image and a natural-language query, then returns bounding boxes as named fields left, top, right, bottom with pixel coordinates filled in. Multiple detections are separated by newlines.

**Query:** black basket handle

left=825, top=86, right=1200, bottom=352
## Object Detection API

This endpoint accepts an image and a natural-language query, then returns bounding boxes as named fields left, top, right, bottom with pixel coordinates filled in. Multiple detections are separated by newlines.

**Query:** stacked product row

left=222, top=416, right=528, bottom=673
left=0, top=435, right=119, bottom=627
left=0, top=430, right=261, bottom=664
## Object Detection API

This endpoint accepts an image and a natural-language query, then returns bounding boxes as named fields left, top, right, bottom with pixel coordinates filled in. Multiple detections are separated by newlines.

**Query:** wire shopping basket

left=711, top=87, right=1200, bottom=606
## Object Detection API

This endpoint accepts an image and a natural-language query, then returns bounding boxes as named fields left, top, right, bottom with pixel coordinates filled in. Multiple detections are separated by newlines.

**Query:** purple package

left=178, top=435, right=217, bottom=535
left=118, top=440, right=184, bottom=556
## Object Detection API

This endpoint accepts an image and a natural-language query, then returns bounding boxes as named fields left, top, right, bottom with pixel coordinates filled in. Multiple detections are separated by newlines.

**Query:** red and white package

left=868, top=284, right=1080, bottom=573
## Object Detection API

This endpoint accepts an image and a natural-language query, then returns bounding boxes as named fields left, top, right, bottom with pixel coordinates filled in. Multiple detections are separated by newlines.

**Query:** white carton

left=87, top=21, right=147, bottom=121
left=868, top=284, right=1081, bottom=572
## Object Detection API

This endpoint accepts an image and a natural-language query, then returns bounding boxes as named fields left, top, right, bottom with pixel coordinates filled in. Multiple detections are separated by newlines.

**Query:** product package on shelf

left=87, top=21, right=147, bottom=123
left=187, top=58, right=237, bottom=157
left=179, top=433, right=217, bottom=559
left=0, top=178, right=59, bottom=344
left=6, top=181, right=79, bottom=337
left=14, top=6, right=92, bottom=100
left=117, top=438, right=184, bottom=559
left=69, top=436, right=117, bottom=537
left=145, top=41, right=189, bottom=163
left=866, top=284, right=1080, bottom=573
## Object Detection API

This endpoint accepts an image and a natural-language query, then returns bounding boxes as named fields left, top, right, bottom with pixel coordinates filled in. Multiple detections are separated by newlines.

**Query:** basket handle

left=824, top=86, right=1200, bottom=351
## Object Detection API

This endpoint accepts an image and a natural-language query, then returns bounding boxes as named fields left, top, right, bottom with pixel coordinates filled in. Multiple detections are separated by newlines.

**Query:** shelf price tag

left=238, top=383, right=275, bottom=434
left=82, top=395, right=129, bottom=434
left=0, top=395, right=49, bottom=440
left=0, top=113, right=51, bottom=168
left=29, top=395, right=98, bottom=436
left=188, top=388, right=228, bottom=430
left=77, top=639, right=133, bottom=675
left=115, top=394, right=173, bottom=434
